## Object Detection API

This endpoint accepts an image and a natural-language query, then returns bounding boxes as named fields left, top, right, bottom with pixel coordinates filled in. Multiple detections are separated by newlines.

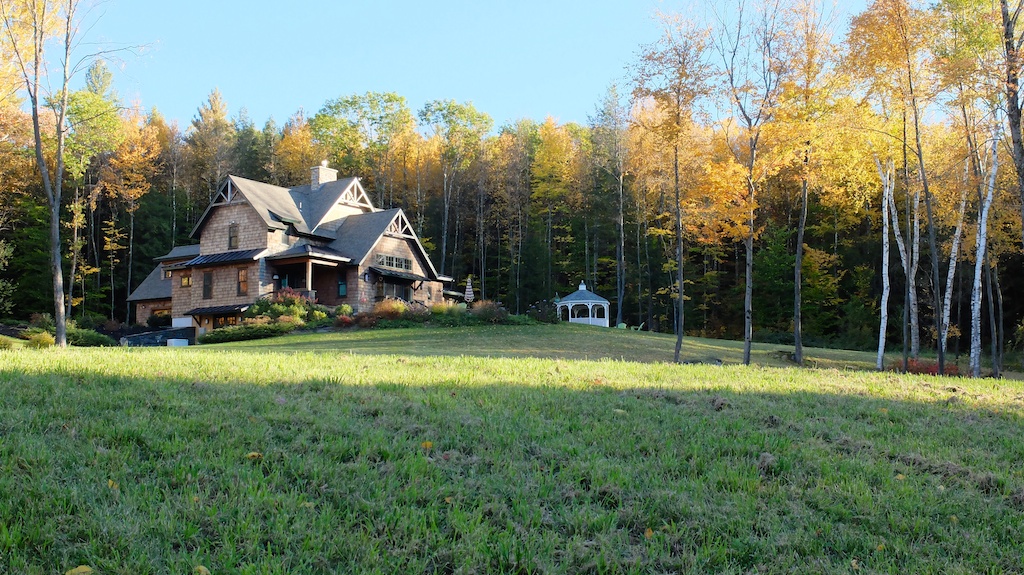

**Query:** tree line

left=1, top=0, right=1023, bottom=376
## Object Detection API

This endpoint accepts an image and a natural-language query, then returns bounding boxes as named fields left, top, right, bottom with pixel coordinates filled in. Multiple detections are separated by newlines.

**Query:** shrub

left=147, top=314, right=172, bottom=328
left=198, top=322, right=297, bottom=344
left=242, top=315, right=273, bottom=326
left=29, top=313, right=54, bottom=330
left=20, top=326, right=49, bottom=340
left=337, top=304, right=353, bottom=317
left=526, top=300, right=558, bottom=324
left=402, top=303, right=431, bottom=323
left=377, top=319, right=421, bottom=329
left=103, top=319, right=123, bottom=332
left=354, top=312, right=378, bottom=328
left=888, top=358, right=960, bottom=376
left=431, top=301, right=466, bottom=316
left=0, top=338, right=13, bottom=350
left=431, top=312, right=480, bottom=328
left=505, top=314, right=535, bottom=326
left=374, top=299, right=407, bottom=320
left=276, top=315, right=305, bottom=326
left=66, top=328, right=117, bottom=347
left=75, top=312, right=106, bottom=330
left=470, top=300, right=509, bottom=324
left=334, top=315, right=354, bottom=328
left=26, top=332, right=55, bottom=349
left=246, top=288, right=332, bottom=323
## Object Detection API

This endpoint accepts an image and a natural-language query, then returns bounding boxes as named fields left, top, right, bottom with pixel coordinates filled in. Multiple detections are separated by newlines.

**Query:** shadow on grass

left=2, top=359, right=1023, bottom=574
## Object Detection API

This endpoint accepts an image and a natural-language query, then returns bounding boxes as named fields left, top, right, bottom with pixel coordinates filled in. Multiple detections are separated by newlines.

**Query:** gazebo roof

left=558, top=282, right=609, bottom=304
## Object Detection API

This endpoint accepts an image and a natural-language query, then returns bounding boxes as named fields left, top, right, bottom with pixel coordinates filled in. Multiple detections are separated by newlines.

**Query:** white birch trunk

left=875, top=157, right=894, bottom=370
left=910, top=191, right=921, bottom=356
left=940, top=190, right=968, bottom=355
left=971, top=133, right=999, bottom=377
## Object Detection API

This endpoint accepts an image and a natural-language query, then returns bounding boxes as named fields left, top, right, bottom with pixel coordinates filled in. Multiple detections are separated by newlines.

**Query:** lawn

left=1, top=325, right=1022, bottom=573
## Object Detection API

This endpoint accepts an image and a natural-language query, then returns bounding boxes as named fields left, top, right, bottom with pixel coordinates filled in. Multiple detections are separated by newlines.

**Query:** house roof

left=168, top=248, right=267, bottom=270
left=154, top=244, right=201, bottom=262
left=127, top=264, right=171, bottom=302
left=369, top=266, right=430, bottom=283
left=266, top=244, right=351, bottom=263
left=328, top=208, right=403, bottom=262
left=558, top=282, right=609, bottom=305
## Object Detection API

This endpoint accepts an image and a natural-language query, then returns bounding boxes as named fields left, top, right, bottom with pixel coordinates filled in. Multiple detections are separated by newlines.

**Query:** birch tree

left=0, top=0, right=90, bottom=346
left=714, top=0, right=790, bottom=365
left=634, top=14, right=716, bottom=363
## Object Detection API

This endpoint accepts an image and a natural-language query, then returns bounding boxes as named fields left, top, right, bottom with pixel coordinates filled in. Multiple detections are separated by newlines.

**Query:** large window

left=374, top=253, right=412, bottom=271
left=181, top=275, right=192, bottom=287
left=228, top=223, right=239, bottom=250
left=203, top=272, right=213, bottom=299
left=237, top=268, right=248, bottom=296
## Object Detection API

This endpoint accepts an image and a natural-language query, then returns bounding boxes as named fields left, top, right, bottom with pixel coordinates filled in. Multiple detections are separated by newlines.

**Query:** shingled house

left=129, top=164, right=450, bottom=332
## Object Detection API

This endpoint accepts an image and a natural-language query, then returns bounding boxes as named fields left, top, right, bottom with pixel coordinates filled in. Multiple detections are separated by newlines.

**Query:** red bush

left=888, top=358, right=960, bottom=376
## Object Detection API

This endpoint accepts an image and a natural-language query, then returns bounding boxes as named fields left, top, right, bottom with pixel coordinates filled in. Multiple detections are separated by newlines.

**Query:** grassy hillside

left=1, top=326, right=1022, bottom=573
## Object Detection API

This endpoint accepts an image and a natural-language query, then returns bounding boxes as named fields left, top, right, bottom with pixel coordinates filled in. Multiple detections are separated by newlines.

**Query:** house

left=126, top=244, right=201, bottom=322
left=129, top=163, right=451, bottom=332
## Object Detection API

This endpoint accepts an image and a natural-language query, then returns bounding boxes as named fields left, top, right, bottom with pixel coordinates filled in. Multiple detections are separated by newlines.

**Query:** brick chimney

left=310, top=160, right=338, bottom=191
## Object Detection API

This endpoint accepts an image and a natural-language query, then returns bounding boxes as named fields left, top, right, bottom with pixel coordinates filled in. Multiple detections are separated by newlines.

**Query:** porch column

left=306, top=260, right=313, bottom=291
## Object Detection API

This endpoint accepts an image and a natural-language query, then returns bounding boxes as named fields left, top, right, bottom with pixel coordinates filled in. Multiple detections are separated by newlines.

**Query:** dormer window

left=228, top=223, right=239, bottom=250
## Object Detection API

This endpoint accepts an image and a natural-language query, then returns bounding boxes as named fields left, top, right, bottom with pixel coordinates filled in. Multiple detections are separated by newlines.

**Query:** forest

left=1, top=0, right=1023, bottom=375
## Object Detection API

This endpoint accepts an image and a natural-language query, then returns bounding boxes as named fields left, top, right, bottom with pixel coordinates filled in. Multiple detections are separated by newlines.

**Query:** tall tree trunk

left=673, top=143, right=684, bottom=363
left=970, top=136, right=998, bottom=377
left=876, top=158, right=894, bottom=370
left=616, top=171, right=626, bottom=326
left=940, top=192, right=967, bottom=355
left=985, top=254, right=999, bottom=377
left=1000, top=0, right=1024, bottom=249
left=794, top=174, right=808, bottom=365
left=743, top=177, right=754, bottom=365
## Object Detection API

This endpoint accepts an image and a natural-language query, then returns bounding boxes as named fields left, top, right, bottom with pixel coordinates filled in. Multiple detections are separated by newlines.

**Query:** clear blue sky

left=84, top=0, right=668, bottom=131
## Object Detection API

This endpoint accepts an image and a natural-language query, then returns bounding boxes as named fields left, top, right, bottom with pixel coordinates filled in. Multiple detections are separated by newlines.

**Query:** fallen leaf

left=192, top=496, right=200, bottom=503
left=876, top=544, right=885, bottom=551
left=107, top=479, right=119, bottom=490
left=949, top=515, right=959, bottom=524
left=851, top=559, right=860, bottom=570
left=612, top=409, right=627, bottom=415
left=65, top=567, right=93, bottom=575
left=644, top=527, right=654, bottom=539
left=195, top=566, right=212, bottom=575
left=879, top=408, right=889, bottom=414
left=421, top=441, right=433, bottom=450
left=301, top=502, right=316, bottom=508
left=444, top=496, right=453, bottom=504
left=245, top=452, right=263, bottom=460
left=895, top=474, right=906, bottom=481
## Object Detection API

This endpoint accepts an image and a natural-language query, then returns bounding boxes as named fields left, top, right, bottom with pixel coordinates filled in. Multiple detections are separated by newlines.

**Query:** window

left=374, top=253, right=412, bottom=271
left=181, top=275, right=192, bottom=287
left=228, top=223, right=239, bottom=250
left=203, top=272, right=213, bottom=299
left=163, top=268, right=172, bottom=279
left=237, top=268, right=248, bottom=296
left=337, top=276, right=347, bottom=298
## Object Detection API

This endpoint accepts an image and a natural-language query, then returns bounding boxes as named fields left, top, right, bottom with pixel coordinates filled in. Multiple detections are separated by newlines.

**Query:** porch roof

left=369, top=266, right=430, bottom=283
left=266, top=244, right=351, bottom=263
left=167, top=248, right=267, bottom=270
left=185, top=304, right=250, bottom=316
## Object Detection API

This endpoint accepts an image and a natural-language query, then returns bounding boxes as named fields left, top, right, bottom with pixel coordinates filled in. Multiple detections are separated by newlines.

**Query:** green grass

left=1, top=325, right=1022, bottom=573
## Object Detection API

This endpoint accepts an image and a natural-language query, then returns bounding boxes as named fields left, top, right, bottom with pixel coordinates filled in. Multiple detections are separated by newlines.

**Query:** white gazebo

left=556, top=281, right=610, bottom=327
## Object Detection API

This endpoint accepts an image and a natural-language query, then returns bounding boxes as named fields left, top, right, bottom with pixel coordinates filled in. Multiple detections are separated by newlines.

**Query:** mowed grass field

left=2, top=324, right=1023, bottom=574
